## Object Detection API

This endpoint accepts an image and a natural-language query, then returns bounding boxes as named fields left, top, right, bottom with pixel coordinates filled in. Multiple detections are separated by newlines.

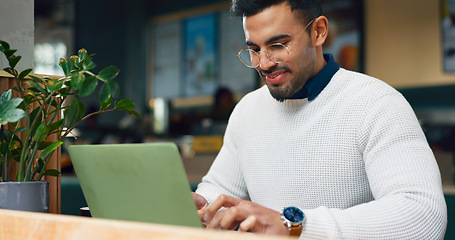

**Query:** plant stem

left=14, top=78, right=30, bottom=182
left=24, top=141, right=39, bottom=181
left=16, top=87, right=55, bottom=181
left=36, top=153, right=52, bottom=181
left=61, top=109, right=117, bottom=139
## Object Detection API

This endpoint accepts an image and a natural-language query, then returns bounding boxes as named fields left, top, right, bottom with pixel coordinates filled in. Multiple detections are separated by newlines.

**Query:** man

left=192, top=0, right=447, bottom=238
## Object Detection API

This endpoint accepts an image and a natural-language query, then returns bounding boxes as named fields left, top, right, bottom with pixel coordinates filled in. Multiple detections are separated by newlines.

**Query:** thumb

left=192, top=192, right=208, bottom=210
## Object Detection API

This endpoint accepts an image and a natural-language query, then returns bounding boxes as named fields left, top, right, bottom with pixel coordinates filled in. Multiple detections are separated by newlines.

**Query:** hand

left=198, top=194, right=289, bottom=235
left=192, top=192, right=208, bottom=210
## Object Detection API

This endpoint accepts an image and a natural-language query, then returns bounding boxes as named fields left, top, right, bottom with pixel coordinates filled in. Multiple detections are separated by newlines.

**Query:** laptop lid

left=68, top=142, right=202, bottom=228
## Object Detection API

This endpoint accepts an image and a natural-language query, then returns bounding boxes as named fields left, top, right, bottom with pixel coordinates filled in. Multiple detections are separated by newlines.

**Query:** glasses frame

left=237, top=43, right=291, bottom=69
left=236, top=18, right=316, bottom=69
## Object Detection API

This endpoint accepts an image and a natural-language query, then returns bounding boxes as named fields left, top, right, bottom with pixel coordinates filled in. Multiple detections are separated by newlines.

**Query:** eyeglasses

left=236, top=18, right=316, bottom=68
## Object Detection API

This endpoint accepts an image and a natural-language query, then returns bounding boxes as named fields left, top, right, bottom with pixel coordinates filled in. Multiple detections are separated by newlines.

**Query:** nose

left=258, top=53, right=277, bottom=70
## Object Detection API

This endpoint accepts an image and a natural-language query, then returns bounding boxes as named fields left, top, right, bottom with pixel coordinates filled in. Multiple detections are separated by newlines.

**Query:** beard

left=261, top=64, right=314, bottom=102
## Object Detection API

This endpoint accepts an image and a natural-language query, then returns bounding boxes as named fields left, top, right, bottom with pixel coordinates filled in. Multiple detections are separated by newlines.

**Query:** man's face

left=243, top=2, right=317, bottom=101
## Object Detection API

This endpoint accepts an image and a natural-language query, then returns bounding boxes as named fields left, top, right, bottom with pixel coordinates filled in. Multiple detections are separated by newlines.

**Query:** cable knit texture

left=196, top=68, right=447, bottom=239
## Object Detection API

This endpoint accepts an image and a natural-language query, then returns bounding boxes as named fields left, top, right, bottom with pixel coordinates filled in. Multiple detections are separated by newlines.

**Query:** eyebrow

left=246, top=34, right=292, bottom=47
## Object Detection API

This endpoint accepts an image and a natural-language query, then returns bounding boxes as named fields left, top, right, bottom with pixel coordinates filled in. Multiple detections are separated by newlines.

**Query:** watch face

left=283, top=206, right=304, bottom=224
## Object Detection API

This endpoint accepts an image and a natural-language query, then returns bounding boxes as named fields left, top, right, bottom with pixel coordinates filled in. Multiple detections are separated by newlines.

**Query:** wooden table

left=0, top=209, right=295, bottom=240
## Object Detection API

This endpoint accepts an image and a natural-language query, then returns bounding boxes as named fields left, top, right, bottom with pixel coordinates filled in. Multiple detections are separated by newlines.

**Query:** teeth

left=267, top=73, right=281, bottom=78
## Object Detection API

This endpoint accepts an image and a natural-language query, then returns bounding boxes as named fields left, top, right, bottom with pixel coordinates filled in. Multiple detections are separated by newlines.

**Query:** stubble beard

left=262, top=65, right=313, bottom=102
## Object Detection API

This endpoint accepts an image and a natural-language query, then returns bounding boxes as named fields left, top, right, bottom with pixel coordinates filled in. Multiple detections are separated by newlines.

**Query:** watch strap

left=289, top=226, right=303, bottom=237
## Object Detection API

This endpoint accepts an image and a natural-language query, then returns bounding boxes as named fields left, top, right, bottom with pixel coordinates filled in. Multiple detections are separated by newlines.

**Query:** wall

left=75, top=0, right=147, bottom=127
left=365, top=0, right=455, bottom=87
left=73, top=0, right=228, bottom=128
left=0, top=0, right=34, bottom=70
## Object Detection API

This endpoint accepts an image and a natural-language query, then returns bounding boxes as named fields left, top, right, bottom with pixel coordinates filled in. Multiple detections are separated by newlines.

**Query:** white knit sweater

left=196, top=68, right=447, bottom=239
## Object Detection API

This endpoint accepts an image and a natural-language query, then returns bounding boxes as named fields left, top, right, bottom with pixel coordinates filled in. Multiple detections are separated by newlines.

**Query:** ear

left=312, top=16, right=329, bottom=47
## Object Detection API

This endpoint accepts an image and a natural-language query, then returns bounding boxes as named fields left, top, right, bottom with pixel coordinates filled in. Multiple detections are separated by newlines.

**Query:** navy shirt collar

left=290, top=53, right=339, bottom=101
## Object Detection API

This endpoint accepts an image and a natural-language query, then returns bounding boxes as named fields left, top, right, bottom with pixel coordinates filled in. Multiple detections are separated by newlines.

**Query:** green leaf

left=13, top=127, right=26, bottom=134
left=71, top=71, right=85, bottom=90
left=50, top=98, right=59, bottom=109
left=36, top=159, right=45, bottom=172
left=78, top=100, right=86, bottom=119
left=99, top=82, right=111, bottom=106
left=1, top=131, right=12, bottom=150
left=0, top=40, right=10, bottom=50
left=9, top=55, right=21, bottom=68
left=108, top=80, right=120, bottom=98
left=47, top=79, right=64, bottom=92
left=38, top=141, right=63, bottom=159
left=97, top=66, right=119, bottom=82
left=0, top=108, right=26, bottom=125
left=29, top=75, right=44, bottom=84
left=60, top=88, right=73, bottom=97
left=80, top=76, right=98, bottom=97
left=0, top=89, right=12, bottom=106
left=2, top=98, right=23, bottom=110
left=48, top=119, right=64, bottom=133
left=59, top=58, right=72, bottom=76
left=23, top=94, right=34, bottom=105
left=25, top=80, right=47, bottom=94
left=100, top=96, right=112, bottom=111
left=70, top=55, right=79, bottom=68
left=37, top=140, right=53, bottom=150
left=44, top=169, right=61, bottom=177
left=4, top=49, right=17, bottom=58
left=3, top=67, right=17, bottom=78
left=2, top=127, right=13, bottom=137
left=30, top=108, right=42, bottom=126
left=17, top=68, right=33, bottom=80
left=11, top=133, right=23, bottom=146
left=11, top=148, right=22, bottom=162
left=0, top=91, right=26, bottom=124
left=127, top=110, right=142, bottom=119
left=114, top=99, right=135, bottom=111
left=82, top=58, right=96, bottom=70
left=78, top=49, right=88, bottom=62
left=65, top=98, right=81, bottom=127
left=34, top=122, right=50, bottom=142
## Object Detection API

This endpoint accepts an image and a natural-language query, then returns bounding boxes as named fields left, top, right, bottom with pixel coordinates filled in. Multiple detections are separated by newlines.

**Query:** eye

left=248, top=47, right=260, bottom=53
left=267, top=43, right=286, bottom=51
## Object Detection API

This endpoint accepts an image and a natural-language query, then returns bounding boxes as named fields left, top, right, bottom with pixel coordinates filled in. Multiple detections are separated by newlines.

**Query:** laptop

left=68, top=142, right=202, bottom=228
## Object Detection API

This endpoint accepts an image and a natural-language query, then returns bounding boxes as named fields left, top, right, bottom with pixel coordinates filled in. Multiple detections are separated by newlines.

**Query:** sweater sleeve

left=195, top=104, right=249, bottom=203
left=301, top=91, right=447, bottom=239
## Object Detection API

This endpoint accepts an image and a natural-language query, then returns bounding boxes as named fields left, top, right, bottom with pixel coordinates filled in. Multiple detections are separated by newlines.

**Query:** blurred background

left=2, top=0, right=455, bottom=238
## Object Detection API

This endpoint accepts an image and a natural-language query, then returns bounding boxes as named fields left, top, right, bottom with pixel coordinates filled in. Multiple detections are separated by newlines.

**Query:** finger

left=192, top=192, right=208, bottom=210
left=205, top=209, right=226, bottom=229
left=218, top=206, right=243, bottom=230
left=206, top=207, right=242, bottom=230
left=198, top=208, right=209, bottom=226
left=238, top=215, right=259, bottom=232
left=203, top=194, right=242, bottom=222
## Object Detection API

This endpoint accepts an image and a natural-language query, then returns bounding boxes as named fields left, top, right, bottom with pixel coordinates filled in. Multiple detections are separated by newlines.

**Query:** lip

left=264, top=70, right=287, bottom=85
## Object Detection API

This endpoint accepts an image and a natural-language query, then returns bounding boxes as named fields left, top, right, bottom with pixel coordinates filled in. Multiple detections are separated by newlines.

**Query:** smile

left=264, top=70, right=287, bottom=85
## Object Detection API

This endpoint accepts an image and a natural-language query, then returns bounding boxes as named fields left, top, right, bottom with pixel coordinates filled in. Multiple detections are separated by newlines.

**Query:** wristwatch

left=281, top=206, right=305, bottom=237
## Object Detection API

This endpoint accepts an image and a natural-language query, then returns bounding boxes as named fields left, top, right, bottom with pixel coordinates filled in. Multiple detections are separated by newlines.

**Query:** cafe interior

left=1, top=0, right=455, bottom=239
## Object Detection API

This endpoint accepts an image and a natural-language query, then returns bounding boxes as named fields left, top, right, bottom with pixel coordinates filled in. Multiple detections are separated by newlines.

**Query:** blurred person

left=192, top=0, right=447, bottom=239
left=211, top=87, right=235, bottom=122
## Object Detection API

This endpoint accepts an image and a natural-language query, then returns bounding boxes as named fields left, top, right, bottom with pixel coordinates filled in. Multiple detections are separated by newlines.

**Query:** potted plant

left=0, top=40, right=141, bottom=212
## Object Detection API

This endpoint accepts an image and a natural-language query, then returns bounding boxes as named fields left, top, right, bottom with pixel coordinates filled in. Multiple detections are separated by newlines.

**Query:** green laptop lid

left=68, top=142, right=202, bottom=228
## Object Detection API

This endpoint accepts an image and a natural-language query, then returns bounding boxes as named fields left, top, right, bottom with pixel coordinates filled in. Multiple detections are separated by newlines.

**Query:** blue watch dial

left=283, top=206, right=304, bottom=223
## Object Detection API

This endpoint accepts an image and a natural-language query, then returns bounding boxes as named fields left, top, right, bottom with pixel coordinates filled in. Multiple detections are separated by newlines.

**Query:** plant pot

left=0, top=181, right=49, bottom=212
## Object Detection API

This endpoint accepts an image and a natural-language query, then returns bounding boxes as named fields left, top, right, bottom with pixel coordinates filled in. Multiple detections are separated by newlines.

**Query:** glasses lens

left=267, top=44, right=289, bottom=63
left=238, top=49, right=259, bottom=68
